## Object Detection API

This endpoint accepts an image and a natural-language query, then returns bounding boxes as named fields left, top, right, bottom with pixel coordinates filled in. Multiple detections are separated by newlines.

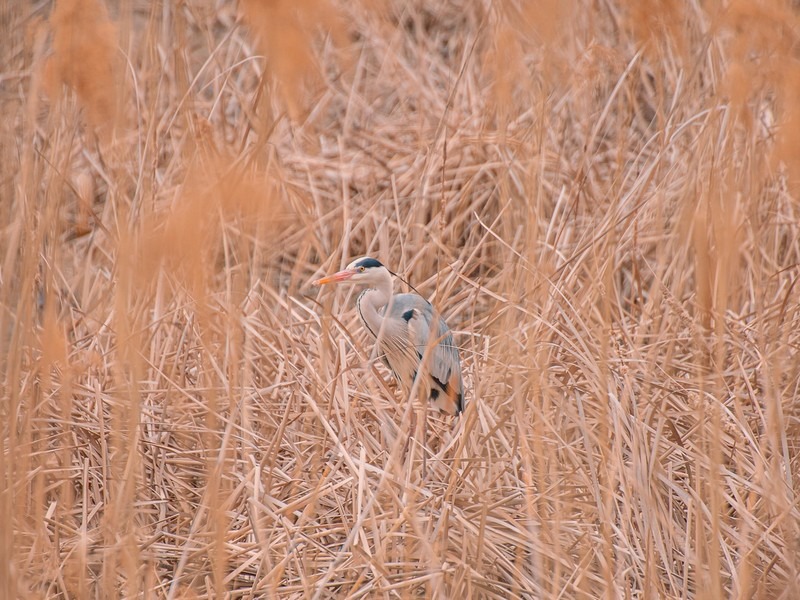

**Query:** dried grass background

left=2, top=0, right=799, bottom=598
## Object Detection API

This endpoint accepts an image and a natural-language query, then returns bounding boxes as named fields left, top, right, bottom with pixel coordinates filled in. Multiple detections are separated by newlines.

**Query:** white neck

left=356, top=270, right=393, bottom=340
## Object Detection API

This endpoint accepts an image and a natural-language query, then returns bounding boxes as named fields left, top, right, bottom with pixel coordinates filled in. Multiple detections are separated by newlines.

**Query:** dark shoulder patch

left=432, top=374, right=449, bottom=392
left=401, top=309, right=415, bottom=323
left=354, top=257, right=383, bottom=269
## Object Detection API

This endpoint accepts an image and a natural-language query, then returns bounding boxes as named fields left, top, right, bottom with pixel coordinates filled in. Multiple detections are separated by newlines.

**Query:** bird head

left=314, top=257, right=388, bottom=286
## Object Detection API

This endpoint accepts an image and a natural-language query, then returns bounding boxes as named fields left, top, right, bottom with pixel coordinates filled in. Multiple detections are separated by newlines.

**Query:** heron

left=314, top=257, right=464, bottom=415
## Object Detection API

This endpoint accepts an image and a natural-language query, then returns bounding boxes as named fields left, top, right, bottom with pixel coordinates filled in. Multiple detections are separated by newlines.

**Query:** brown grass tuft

left=44, top=0, right=122, bottom=137
left=239, top=0, right=348, bottom=120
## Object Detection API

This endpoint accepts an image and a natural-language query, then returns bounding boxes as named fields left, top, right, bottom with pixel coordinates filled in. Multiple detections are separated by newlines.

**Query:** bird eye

left=359, top=266, right=366, bottom=272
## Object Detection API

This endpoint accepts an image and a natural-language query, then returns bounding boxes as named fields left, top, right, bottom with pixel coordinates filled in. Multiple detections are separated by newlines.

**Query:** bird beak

left=313, top=269, right=355, bottom=286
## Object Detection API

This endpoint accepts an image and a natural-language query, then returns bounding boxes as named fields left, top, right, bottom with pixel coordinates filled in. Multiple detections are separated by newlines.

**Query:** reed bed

left=1, top=0, right=799, bottom=598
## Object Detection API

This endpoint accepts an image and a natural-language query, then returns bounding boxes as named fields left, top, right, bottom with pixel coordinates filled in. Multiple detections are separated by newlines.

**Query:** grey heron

left=314, top=257, right=464, bottom=415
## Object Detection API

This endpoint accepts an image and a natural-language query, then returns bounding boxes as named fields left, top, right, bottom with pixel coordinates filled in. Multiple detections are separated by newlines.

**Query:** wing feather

left=386, top=294, right=464, bottom=414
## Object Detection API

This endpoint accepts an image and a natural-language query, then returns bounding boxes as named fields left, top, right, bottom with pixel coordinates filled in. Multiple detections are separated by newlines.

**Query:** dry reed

left=1, top=0, right=798, bottom=598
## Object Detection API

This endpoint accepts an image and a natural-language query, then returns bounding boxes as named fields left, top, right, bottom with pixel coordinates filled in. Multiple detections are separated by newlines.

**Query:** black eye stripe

left=354, top=257, right=383, bottom=269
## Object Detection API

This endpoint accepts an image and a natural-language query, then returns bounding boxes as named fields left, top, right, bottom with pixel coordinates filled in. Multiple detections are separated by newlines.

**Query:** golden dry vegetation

left=2, top=0, right=799, bottom=598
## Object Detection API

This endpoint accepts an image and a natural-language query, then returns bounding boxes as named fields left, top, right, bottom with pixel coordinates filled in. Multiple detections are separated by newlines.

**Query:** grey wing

left=389, top=294, right=464, bottom=414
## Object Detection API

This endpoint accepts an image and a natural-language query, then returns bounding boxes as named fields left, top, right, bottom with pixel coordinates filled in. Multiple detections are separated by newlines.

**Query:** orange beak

left=313, top=269, right=355, bottom=286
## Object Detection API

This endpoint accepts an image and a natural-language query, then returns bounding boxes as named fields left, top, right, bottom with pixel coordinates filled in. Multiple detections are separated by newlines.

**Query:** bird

left=314, top=256, right=464, bottom=415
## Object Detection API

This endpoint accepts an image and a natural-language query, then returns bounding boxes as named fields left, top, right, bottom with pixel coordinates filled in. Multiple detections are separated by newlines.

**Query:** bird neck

left=356, top=271, right=393, bottom=339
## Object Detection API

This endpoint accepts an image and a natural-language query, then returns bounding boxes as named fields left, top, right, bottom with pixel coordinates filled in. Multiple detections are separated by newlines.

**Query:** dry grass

left=2, top=0, right=799, bottom=598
